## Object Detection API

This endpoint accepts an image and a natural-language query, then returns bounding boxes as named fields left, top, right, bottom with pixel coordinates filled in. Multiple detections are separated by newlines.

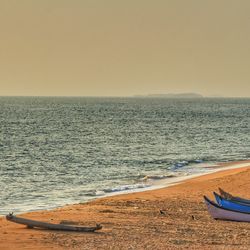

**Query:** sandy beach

left=1, top=160, right=250, bottom=250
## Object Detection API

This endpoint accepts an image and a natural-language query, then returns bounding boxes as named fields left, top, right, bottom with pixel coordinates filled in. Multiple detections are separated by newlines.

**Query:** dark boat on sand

left=6, top=213, right=102, bottom=232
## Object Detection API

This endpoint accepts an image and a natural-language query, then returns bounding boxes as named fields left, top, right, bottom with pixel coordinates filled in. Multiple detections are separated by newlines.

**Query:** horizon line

left=0, top=95, right=249, bottom=98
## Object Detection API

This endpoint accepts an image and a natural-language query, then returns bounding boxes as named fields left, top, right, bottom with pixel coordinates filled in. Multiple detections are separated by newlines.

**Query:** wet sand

left=1, top=160, right=250, bottom=249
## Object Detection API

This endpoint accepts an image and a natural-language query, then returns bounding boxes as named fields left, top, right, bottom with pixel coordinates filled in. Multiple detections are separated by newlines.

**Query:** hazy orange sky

left=1, top=0, right=250, bottom=97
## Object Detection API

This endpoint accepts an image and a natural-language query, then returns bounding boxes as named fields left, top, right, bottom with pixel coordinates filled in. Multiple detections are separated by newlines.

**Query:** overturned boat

left=6, top=213, right=102, bottom=232
left=204, top=196, right=250, bottom=222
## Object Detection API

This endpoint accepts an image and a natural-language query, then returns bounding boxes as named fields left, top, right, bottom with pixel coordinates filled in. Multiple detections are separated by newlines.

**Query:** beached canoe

left=204, top=196, right=250, bottom=222
left=214, top=192, right=250, bottom=213
left=219, top=188, right=250, bottom=205
left=6, top=214, right=102, bottom=232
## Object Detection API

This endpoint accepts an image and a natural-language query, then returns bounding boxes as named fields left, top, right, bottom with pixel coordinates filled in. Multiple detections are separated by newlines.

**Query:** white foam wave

left=103, top=183, right=150, bottom=193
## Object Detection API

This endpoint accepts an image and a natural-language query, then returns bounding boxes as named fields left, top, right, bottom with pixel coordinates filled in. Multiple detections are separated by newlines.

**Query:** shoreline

left=145, top=160, right=250, bottom=189
left=94, top=160, right=250, bottom=201
left=1, top=160, right=250, bottom=249
left=2, top=160, right=250, bottom=217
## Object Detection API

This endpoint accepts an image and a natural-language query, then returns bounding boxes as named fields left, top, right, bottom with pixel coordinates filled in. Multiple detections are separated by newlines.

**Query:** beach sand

left=1, top=161, right=250, bottom=249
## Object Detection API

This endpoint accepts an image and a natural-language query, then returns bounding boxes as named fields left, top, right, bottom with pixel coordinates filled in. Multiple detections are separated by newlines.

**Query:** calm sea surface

left=0, top=97, right=249, bottom=214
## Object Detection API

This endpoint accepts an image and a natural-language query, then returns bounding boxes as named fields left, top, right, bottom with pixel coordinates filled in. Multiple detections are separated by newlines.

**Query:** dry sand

left=1, top=160, right=250, bottom=249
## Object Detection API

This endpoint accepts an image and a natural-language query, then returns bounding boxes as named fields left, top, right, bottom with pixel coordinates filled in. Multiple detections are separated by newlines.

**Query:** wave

left=173, top=159, right=204, bottom=169
left=102, top=183, right=150, bottom=193
left=84, top=190, right=106, bottom=197
left=84, top=183, right=151, bottom=197
left=141, top=172, right=185, bottom=180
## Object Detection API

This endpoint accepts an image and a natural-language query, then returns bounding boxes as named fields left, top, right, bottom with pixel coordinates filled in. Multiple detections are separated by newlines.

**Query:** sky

left=0, top=0, right=250, bottom=97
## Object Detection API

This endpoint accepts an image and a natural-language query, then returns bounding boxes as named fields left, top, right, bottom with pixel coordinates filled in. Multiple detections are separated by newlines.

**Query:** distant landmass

left=134, top=93, right=204, bottom=98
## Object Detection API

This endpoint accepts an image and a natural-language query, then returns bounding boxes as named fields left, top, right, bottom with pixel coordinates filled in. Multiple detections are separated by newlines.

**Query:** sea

left=0, top=97, right=249, bottom=215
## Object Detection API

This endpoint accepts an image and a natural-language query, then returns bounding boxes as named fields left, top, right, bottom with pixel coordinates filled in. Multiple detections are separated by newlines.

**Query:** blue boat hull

left=219, top=188, right=250, bottom=205
left=214, top=192, right=250, bottom=213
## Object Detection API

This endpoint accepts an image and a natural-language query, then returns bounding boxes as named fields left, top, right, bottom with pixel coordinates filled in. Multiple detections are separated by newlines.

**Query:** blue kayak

left=219, top=188, right=250, bottom=205
left=214, top=192, right=250, bottom=213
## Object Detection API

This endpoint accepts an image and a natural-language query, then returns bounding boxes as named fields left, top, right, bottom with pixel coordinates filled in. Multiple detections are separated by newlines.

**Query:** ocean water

left=0, top=97, right=249, bottom=215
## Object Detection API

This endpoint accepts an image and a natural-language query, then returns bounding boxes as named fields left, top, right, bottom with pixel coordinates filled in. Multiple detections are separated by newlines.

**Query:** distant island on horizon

left=134, top=93, right=204, bottom=98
